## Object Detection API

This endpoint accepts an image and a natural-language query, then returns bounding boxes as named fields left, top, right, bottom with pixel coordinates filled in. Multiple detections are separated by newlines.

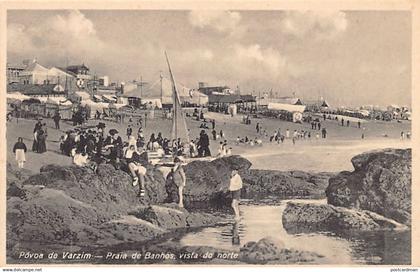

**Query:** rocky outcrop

left=242, top=170, right=333, bottom=199
left=166, top=155, right=252, bottom=208
left=165, top=156, right=333, bottom=208
left=282, top=202, right=407, bottom=233
left=326, top=149, right=411, bottom=225
left=239, top=237, right=324, bottom=264
left=6, top=163, right=226, bottom=258
left=129, top=204, right=224, bottom=230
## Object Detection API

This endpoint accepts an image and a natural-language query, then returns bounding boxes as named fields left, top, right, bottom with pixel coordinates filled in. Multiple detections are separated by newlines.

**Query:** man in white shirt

left=229, top=169, right=243, bottom=221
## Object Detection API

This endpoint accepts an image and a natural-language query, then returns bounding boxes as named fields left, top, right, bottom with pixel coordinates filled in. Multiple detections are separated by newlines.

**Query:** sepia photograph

left=3, top=7, right=415, bottom=267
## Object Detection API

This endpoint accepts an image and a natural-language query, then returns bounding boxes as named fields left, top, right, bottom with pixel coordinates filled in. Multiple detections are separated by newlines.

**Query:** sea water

left=178, top=199, right=411, bottom=265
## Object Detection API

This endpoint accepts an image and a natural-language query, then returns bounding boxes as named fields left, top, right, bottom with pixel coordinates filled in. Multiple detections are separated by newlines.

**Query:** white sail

left=165, top=51, right=190, bottom=143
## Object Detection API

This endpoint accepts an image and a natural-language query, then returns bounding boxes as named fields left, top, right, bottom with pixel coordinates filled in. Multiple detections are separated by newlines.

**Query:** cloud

left=8, top=10, right=106, bottom=63
left=233, top=44, right=287, bottom=77
left=280, top=10, right=348, bottom=39
left=188, top=10, right=241, bottom=33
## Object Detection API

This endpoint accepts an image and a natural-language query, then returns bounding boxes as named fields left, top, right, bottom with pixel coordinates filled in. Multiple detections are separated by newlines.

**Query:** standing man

left=229, top=168, right=243, bottom=221
left=53, top=112, right=61, bottom=129
left=126, top=125, right=133, bottom=139
left=212, top=129, right=217, bottom=141
left=358, top=120, right=361, bottom=129
left=322, top=128, right=327, bottom=138
left=198, top=130, right=211, bottom=157
left=347, top=120, right=350, bottom=127
left=341, top=118, right=344, bottom=126
left=211, top=119, right=216, bottom=130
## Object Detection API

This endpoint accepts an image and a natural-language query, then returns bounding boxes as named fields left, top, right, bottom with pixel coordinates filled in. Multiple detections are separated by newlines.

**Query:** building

left=304, top=99, right=330, bottom=112
left=66, top=64, right=90, bottom=78
left=99, top=76, right=109, bottom=87
left=6, top=63, right=26, bottom=84
left=197, top=82, right=233, bottom=96
left=65, top=64, right=92, bottom=90
left=7, top=83, right=67, bottom=98
left=18, top=61, right=50, bottom=85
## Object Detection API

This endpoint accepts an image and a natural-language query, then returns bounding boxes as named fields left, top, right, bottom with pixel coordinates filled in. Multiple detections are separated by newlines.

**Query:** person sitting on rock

left=229, top=168, right=243, bottom=221
left=74, top=151, right=98, bottom=172
left=125, top=145, right=148, bottom=197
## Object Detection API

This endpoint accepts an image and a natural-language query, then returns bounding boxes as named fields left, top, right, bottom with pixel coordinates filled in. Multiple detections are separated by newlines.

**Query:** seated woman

left=125, top=145, right=148, bottom=197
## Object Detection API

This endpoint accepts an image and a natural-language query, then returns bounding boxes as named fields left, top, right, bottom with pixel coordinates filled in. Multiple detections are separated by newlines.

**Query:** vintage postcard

left=1, top=0, right=419, bottom=269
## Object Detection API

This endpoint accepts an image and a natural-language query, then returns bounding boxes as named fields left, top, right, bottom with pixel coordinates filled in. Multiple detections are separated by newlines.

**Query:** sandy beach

left=6, top=111, right=411, bottom=173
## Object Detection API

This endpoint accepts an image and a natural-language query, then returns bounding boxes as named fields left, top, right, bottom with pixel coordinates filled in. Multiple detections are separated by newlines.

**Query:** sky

left=7, top=10, right=411, bottom=106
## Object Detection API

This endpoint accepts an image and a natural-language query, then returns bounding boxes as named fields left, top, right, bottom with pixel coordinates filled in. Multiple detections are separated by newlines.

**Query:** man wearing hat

left=104, top=129, right=123, bottom=168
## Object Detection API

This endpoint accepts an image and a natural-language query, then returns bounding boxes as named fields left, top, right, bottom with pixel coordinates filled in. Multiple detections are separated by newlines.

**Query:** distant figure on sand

left=229, top=168, right=243, bottom=221
left=13, top=137, right=27, bottom=169
left=321, top=128, right=327, bottom=139
left=53, top=112, right=61, bottom=129
left=198, top=130, right=211, bottom=157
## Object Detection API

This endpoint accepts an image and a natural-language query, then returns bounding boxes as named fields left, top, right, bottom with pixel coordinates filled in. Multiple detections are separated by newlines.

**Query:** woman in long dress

left=37, top=129, right=47, bottom=153
left=13, top=137, right=27, bottom=168
left=32, top=130, right=38, bottom=152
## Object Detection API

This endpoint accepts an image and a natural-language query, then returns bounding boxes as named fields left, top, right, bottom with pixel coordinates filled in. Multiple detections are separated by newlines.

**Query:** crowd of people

left=9, top=105, right=411, bottom=218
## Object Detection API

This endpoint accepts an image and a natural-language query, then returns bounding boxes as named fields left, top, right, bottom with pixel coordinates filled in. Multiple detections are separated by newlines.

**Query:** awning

left=267, top=103, right=306, bottom=113
left=46, top=97, right=72, bottom=106
left=75, top=91, right=91, bottom=100
left=7, top=92, right=31, bottom=101
left=93, top=94, right=103, bottom=101
left=102, top=94, right=117, bottom=103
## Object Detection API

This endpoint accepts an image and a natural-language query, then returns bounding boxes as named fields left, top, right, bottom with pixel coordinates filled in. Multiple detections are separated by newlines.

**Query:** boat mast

left=165, top=51, right=189, bottom=143
left=160, top=71, right=163, bottom=102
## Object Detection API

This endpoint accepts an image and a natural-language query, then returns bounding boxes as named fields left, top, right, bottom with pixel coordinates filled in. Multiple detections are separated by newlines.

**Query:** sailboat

left=148, top=52, right=191, bottom=165
left=165, top=51, right=190, bottom=144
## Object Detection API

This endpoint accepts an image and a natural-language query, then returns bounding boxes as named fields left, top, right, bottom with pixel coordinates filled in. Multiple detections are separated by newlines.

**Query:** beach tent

left=267, top=103, right=306, bottom=113
left=75, top=91, right=91, bottom=101
left=44, top=97, right=73, bottom=119
left=268, top=103, right=306, bottom=123
left=142, top=98, right=163, bottom=109
left=143, top=76, right=208, bottom=106
left=92, top=94, right=103, bottom=102
left=102, top=94, right=118, bottom=103
left=81, top=99, right=110, bottom=118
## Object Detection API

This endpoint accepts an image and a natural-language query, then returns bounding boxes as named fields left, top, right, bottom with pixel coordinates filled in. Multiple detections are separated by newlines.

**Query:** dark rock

left=7, top=162, right=33, bottom=186
left=7, top=182, right=26, bottom=199
left=166, top=155, right=331, bottom=208
left=135, top=204, right=188, bottom=229
left=326, top=149, right=411, bottom=225
left=166, top=155, right=252, bottom=208
left=130, top=203, right=225, bottom=230
left=282, top=202, right=406, bottom=233
left=242, top=170, right=333, bottom=199
left=239, top=237, right=323, bottom=264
